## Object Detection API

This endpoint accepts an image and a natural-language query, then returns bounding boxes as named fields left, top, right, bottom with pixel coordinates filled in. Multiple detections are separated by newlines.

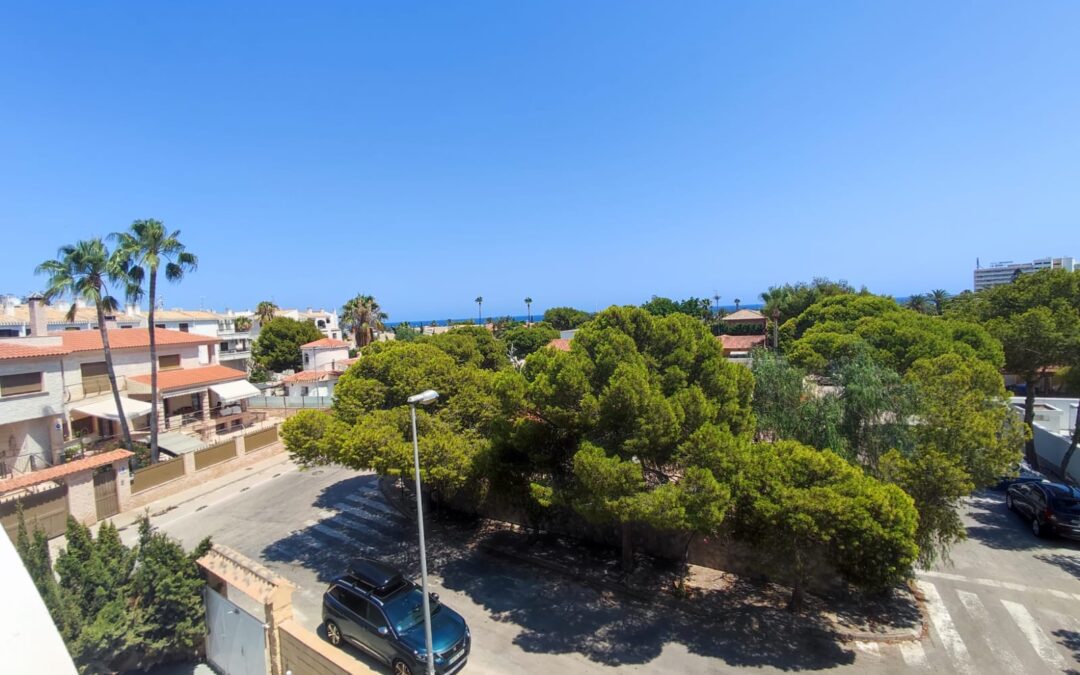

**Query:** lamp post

left=407, top=389, right=439, bottom=675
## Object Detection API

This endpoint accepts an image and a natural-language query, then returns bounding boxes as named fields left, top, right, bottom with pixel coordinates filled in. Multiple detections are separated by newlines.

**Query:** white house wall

left=62, top=345, right=205, bottom=402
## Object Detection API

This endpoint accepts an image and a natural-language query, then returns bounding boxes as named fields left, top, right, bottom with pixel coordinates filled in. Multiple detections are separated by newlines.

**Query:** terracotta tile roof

left=547, top=338, right=572, bottom=352
left=54, top=328, right=218, bottom=352
left=0, top=342, right=70, bottom=360
left=146, top=309, right=223, bottom=321
left=281, top=370, right=342, bottom=384
left=0, top=449, right=133, bottom=493
left=339, top=357, right=360, bottom=367
left=301, top=338, right=349, bottom=349
left=130, top=364, right=248, bottom=391
left=721, top=309, right=767, bottom=322
left=718, top=334, right=768, bottom=352
left=0, top=305, right=101, bottom=326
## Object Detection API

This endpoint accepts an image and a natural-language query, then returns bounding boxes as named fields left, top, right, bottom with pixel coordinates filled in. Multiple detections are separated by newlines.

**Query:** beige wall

left=63, top=345, right=204, bottom=402
left=0, top=417, right=59, bottom=474
left=66, top=470, right=96, bottom=524
left=279, top=620, right=377, bottom=675
left=0, top=358, right=65, bottom=424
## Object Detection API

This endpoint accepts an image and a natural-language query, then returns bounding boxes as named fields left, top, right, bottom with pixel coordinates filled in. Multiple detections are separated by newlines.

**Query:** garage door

left=0, top=484, right=70, bottom=539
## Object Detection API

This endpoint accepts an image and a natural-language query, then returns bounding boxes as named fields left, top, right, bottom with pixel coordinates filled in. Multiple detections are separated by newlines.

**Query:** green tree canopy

left=543, top=306, right=592, bottom=330
left=252, top=316, right=324, bottom=372
left=500, top=321, right=560, bottom=359
left=759, top=277, right=860, bottom=325
left=639, top=295, right=712, bottom=319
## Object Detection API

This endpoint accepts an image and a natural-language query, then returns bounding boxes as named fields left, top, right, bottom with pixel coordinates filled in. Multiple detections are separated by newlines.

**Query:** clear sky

left=1, top=2, right=1078, bottom=321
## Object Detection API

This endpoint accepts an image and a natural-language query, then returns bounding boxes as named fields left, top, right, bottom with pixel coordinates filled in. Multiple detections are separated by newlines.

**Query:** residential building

left=718, top=334, right=767, bottom=365
left=1012, top=396, right=1079, bottom=480
left=720, top=308, right=768, bottom=331
left=0, top=297, right=260, bottom=477
left=280, top=338, right=355, bottom=398
left=271, top=308, right=342, bottom=341
left=0, top=296, right=141, bottom=336
left=974, top=256, right=1077, bottom=291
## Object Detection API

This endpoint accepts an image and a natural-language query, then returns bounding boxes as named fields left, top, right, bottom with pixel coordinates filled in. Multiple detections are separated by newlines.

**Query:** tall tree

left=341, top=294, right=387, bottom=348
left=252, top=317, right=324, bottom=372
left=930, top=289, right=949, bottom=315
left=524, top=296, right=533, bottom=324
left=111, top=220, right=198, bottom=463
left=905, top=294, right=929, bottom=314
left=254, top=300, right=278, bottom=325
left=37, top=239, right=134, bottom=451
left=475, top=296, right=483, bottom=324
left=233, top=315, right=252, bottom=331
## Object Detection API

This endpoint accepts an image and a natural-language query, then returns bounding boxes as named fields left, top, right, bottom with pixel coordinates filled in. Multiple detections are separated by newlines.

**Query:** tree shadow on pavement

left=437, top=544, right=855, bottom=671
left=1035, top=552, right=1080, bottom=581
left=964, top=496, right=1059, bottom=551
left=261, top=478, right=855, bottom=671
left=1054, top=628, right=1080, bottom=675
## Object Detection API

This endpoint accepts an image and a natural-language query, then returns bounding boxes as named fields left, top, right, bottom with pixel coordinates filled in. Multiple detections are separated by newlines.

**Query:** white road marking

left=898, top=641, right=928, bottom=669
left=305, top=521, right=351, bottom=543
left=919, top=570, right=1080, bottom=602
left=917, top=581, right=976, bottom=675
left=955, top=590, right=1026, bottom=675
left=854, top=641, right=881, bottom=657
left=1001, top=599, right=1070, bottom=671
left=332, top=502, right=401, bottom=537
left=342, top=492, right=401, bottom=517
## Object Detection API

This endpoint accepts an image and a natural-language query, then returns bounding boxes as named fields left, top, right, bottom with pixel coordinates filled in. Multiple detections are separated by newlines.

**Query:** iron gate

left=205, top=587, right=267, bottom=675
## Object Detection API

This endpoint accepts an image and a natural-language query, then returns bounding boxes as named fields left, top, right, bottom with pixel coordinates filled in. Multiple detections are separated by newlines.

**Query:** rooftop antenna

left=976, top=257, right=981, bottom=269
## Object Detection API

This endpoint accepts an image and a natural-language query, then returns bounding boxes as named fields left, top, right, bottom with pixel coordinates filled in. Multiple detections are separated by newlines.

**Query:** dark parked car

left=1006, top=481, right=1080, bottom=540
left=322, top=558, right=470, bottom=675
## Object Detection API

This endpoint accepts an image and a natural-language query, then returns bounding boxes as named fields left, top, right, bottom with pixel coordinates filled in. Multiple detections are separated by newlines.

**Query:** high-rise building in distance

left=973, top=256, right=1076, bottom=291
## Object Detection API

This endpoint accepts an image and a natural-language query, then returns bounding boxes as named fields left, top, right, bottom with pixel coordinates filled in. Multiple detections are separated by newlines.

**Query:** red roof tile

left=54, top=328, right=218, bottom=352
left=130, top=364, right=248, bottom=391
left=301, top=338, right=349, bottom=349
left=547, top=338, right=572, bottom=352
left=0, top=342, right=70, bottom=360
left=721, top=309, right=767, bottom=322
left=718, top=334, right=767, bottom=352
left=0, top=449, right=133, bottom=493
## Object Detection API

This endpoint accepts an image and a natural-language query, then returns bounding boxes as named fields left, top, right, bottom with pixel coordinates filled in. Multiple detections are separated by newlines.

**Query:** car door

left=325, top=586, right=362, bottom=641
left=353, top=596, right=396, bottom=664
left=1030, top=488, right=1047, bottom=522
left=1014, top=484, right=1034, bottom=517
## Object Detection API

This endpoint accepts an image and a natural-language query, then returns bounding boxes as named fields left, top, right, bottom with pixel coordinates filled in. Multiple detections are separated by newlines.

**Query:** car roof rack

left=345, top=558, right=406, bottom=593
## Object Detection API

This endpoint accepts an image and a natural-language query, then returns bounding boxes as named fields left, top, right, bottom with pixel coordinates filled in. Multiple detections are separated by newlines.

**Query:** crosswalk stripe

left=333, top=501, right=402, bottom=531
left=917, top=581, right=976, bottom=675
left=955, top=590, right=1026, bottom=674
left=919, top=570, right=1080, bottom=602
left=898, top=641, right=928, bottom=669
left=343, top=493, right=401, bottom=517
left=332, top=508, right=397, bottom=545
left=1001, top=599, right=1070, bottom=671
left=854, top=641, right=881, bottom=657
left=305, top=520, right=351, bottom=543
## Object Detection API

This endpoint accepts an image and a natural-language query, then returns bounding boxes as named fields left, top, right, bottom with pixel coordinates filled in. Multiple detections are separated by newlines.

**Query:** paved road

left=138, top=463, right=1080, bottom=674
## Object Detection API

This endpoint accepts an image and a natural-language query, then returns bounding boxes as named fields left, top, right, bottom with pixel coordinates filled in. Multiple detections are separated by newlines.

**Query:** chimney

left=125, top=303, right=136, bottom=317
left=27, top=294, right=47, bottom=337
left=2, top=296, right=14, bottom=317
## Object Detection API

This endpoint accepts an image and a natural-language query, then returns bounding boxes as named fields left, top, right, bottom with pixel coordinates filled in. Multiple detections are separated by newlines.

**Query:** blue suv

left=322, top=559, right=471, bottom=675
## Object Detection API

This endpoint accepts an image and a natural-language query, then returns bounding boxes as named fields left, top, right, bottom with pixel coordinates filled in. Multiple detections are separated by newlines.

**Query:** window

left=81, top=362, right=110, bottom=395
left=301, top=386, right=310, bottom=397
left=158, top=354, right=181, bottom=370
left=303, top=353, right=310, bottom=365
left=1, top=372, right=43, bottom=397
left=178, top=323, right=190, bottom=332
left=155, top=323, right=166, bottom=329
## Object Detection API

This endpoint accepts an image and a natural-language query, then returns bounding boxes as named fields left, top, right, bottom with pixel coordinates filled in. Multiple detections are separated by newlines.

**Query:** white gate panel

left=205, top=588, right=267, bottom=675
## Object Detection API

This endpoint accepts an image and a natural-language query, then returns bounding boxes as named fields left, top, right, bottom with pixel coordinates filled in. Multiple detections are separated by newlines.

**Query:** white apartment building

left=280, top=338, right=355, bottom=398
left=271, top=308, right=342, bottom=341
left=0, top=298, right=260, bottom=477
left=974, top=256, right=1077, bottom=291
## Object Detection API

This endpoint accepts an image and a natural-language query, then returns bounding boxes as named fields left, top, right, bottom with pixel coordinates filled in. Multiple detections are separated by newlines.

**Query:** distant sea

left=388, top=303, right=764, bottom=328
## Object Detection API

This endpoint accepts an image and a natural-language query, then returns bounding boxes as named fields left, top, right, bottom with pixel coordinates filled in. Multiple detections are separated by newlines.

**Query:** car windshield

left=381, top=587, right=441, bottom=634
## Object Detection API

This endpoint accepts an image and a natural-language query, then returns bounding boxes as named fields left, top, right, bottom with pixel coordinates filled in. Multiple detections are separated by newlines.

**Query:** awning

left=72, top=395, right=153, bottom=420
left=209, top=379, right=261, bottom=403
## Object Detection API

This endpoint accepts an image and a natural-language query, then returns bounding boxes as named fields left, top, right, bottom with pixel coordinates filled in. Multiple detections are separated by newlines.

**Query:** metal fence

left=247, top=395, right=332, bottom=409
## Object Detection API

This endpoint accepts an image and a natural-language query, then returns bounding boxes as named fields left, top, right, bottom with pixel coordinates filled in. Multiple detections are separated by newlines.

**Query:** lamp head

left=407, top=389, right=440, bottom=405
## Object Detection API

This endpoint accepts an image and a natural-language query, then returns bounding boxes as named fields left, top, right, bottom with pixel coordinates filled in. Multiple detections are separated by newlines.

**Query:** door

left=93, top=466, right=119, bottom=520
left=205, top=588, right=267, bottom=675
left=358, top=599, right=396, bottom=662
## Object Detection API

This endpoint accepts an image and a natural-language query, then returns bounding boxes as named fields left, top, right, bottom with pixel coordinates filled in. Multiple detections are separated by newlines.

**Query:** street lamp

left=407, top=389, right=439, bottom=675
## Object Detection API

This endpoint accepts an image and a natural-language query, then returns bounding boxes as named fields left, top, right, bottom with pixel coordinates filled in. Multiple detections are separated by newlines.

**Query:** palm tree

left=255, top=301, right=278, bottom=326
left=524, top=297, right=533, bottom=324
left=37, top=239, right=134, bottom=452
left=233, top=315, right=252, bottom=331
left=734, top=298, right=741, bottom=311
left=341, top=294, right=387, bottom=348
left=112, top=220, right=198, bottom=463
left=713, top=292, right=721, bottom=316
left=930, top=289, right=949, bottom=315
left=906, top=294, right=929, bottom=314
left=475, top=296, right=483, bottom=324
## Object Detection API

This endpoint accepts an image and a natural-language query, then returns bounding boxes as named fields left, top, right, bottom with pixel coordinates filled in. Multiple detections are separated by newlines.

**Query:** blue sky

left=1, top=2, right=1078, bottom=322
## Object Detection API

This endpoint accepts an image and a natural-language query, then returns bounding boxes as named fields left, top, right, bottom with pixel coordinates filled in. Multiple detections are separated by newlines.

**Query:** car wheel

left=1031, top=517, right=1044, bottom=538
left=325, top=620, right=343, bottom=647
left=392, top=659, right=414, bottom=675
